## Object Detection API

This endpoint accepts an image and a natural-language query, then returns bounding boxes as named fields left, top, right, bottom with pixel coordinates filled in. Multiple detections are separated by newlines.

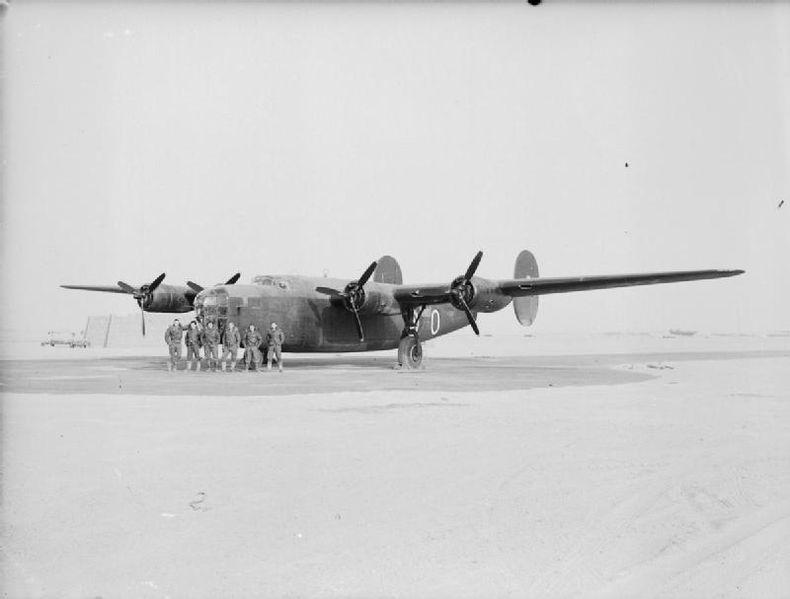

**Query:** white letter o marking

left=430, top=309, right=440, bottom=335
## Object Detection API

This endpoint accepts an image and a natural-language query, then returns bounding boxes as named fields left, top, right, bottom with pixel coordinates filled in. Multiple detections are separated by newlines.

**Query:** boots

left=196, top=361, right=201, bottom=372
left=168, top=362, right=173, bottom=372
left=221, top=362, right=226, bottom=372
left=186, top=361, right=192, bottom=371
left=230, top=361, right=236, bottom=372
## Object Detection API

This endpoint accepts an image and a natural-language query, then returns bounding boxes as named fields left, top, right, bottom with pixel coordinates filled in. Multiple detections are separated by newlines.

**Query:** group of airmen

left=164, top=319, right=285, bottom=372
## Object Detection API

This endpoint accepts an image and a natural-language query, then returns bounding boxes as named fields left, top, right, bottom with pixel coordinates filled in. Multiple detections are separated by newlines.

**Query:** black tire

left=397, top=335, right=423, bottom=369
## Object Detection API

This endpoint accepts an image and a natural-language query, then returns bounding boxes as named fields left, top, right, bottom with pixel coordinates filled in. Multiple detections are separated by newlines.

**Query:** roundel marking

left=430, top=309, right=441, bottom=335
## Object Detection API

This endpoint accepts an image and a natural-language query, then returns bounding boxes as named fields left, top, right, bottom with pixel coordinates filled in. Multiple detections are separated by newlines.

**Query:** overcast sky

left=2, top=1, right=789, bottom=339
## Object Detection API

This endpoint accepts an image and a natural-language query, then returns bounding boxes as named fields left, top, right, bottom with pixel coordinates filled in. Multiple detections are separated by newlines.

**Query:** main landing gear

left=398, top=335, right=423, bottom=369
left=398, top=305, right=425, bottom=369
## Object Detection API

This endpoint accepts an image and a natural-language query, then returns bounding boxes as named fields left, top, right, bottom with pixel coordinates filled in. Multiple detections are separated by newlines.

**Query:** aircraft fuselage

left=193, top=275, right=501, bottom=352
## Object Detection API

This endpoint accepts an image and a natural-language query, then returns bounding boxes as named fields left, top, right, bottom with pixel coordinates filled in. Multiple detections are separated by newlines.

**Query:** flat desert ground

left=1, top=333, right=789, bottom=598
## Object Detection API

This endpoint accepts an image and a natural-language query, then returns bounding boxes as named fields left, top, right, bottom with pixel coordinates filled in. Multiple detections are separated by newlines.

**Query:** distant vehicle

left=669, top=329, right=698, bottom=337
left=41, top=331, right=90, bottom=348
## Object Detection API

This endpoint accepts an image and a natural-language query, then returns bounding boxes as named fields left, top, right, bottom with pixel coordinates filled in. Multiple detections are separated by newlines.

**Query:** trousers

left=168, top=344, right=181, bottom=365
left=205, top=344, right=218, bottom=364
left=244, top=347, right=261, bottom=368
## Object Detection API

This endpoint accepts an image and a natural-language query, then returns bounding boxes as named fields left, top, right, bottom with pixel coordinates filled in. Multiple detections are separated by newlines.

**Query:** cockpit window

left=252, top=276, right=276, bottom=286
left=194, top=290, right=228, bottom=326
left=252, top=275, right=289, bottom=289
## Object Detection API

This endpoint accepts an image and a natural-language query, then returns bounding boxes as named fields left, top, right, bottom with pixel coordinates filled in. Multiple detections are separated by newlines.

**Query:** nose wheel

left=398, top=334, right=423, bottom=369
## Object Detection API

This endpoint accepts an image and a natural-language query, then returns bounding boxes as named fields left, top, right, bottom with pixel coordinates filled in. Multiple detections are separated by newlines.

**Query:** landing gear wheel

left=398, top=335, right=423, bottom=369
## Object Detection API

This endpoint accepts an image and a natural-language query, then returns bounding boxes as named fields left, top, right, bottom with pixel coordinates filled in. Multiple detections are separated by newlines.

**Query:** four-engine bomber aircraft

left=62, top=251, right=744, bottom=368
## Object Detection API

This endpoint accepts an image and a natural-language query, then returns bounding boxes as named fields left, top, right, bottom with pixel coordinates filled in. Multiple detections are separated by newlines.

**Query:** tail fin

left=374, top=255, right=403, bottom=285
left=513, top=250, right=539, bottom=326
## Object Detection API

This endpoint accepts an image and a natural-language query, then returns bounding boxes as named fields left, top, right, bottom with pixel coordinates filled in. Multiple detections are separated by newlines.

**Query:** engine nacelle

left=464, top=277, right=512, bottom=314
left=346, top=285, right=399, bottom=315
left=141, top=284, right=195, bottom=313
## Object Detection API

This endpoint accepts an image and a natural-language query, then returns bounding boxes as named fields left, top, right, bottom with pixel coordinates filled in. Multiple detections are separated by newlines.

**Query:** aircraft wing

left=496, top=269, right=744, bottom=297
left=393, top=269, right=744, bottom=305
left=60, top=284, right=128, bottom=294
left=393, top=284, right=455, bottom=305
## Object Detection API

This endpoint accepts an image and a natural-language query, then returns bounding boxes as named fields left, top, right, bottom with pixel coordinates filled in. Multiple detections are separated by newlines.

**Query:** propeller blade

left=316, top=286, right=344, bottom=297
left=321, top=261, right=376, bottom=342
left=225, top=273, right=241, bottom=285
left=117, top=281, right=138, bottom=294
left=148, top=273, right=166, bottom=293
left=187, top=281, right=204, bottom=293
left=455, top=292, right=480, bottom=335
left=357, top=261, right=378, bottom=287
left=351, top=305, right=365, bottom=342
left=464, top=251, right=484, bottom=281
left=141, top=305, right=146, bottom=336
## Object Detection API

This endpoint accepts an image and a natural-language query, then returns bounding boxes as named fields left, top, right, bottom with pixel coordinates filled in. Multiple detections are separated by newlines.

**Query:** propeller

left=186, top=273, right=242, bottom=293
left=449, top=251, right=483, bottom=335
left=316, top=261, right=378, bottom=342
left=116, top=273, right=166, bottom=336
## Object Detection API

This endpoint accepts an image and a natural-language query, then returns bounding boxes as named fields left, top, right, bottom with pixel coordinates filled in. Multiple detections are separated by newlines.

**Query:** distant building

left=84, top=313, right=179, bottom=347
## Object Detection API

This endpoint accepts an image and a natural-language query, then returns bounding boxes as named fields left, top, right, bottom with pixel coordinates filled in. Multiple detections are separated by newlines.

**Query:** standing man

left=185, top=320, right=203, bottom=371
left=221, top=321, right=241, bottom=372
left=164, top=318, right=184, bottom=371
left=242, top=323, right=263, bottom=372
left=202, top=321, right=221, bottom=372
left=265, top=322, right=286, bottom=372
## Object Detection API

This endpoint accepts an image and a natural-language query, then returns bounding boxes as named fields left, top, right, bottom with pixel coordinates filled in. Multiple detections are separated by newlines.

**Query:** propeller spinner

left=449, top=251, right=483, bottom=335
left=116, top=273, right=166, bottom=336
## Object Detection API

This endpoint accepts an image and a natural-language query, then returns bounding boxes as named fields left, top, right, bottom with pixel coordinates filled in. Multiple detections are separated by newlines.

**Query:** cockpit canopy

left=252, top=275, right=290, bottom=290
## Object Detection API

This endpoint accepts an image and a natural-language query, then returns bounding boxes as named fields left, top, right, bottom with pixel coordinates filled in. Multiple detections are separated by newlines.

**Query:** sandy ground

left=1, top=334, right=789, bottom=598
